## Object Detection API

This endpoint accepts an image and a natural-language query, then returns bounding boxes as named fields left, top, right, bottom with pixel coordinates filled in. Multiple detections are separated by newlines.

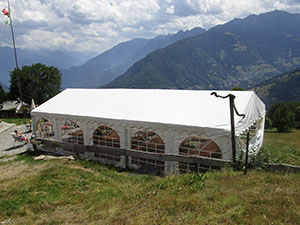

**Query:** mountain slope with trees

left=252, top=67, right=300, bottom=109
left=61, top=28, right=206, bottom=88
left=105, top=11, right=300, bottom=90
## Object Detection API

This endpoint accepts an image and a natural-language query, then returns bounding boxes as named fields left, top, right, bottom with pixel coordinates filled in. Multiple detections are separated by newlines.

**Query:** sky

left=0, top=0, right=300, bottom=55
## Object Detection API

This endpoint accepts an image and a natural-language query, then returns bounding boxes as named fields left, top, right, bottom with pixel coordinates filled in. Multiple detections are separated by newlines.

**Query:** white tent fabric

left=31, top=89, right=266, bottom=160
left=32, top=89, right=265, bottom=132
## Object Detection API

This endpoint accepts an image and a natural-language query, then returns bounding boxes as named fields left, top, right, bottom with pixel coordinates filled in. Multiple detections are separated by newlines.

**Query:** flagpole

left=5, top=0, right=23, bottom=102
left=7, top=0, right=19, bottom=69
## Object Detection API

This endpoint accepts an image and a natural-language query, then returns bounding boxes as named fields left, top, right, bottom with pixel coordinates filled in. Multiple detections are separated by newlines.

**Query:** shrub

left=295, top=106, right=300, bottom=129
left=231, top=87, right=244, bottom=91
left=271, top=103, right=294, bottom=132
left=264, top=117, right=272, bottom=129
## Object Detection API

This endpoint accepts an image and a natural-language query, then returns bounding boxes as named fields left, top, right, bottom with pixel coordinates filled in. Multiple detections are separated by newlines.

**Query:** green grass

left=0, top=152, right=300, bottom=224
left=0, top=130, right=300, bottom=224
left=259, top=129, right=300, bottom=165
left=1, top=118, right=31, bottom=126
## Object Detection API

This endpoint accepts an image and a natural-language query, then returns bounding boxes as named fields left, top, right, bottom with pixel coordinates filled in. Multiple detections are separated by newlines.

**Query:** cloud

left=166, top=5, right=175, bottom=14
left=0, top=0, right=299, bottom=54
left=281, top=0, right=300, bottom=5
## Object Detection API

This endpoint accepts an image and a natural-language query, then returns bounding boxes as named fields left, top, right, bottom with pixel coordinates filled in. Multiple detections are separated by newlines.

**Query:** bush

left=0, top=84, right=6, bottom=103
left=231, top=87, right=244, bottom=91
left=271, top=103, right=294, bottom=132
left=295, top=106, right=300, bottom=129
left=264, top=117, right=272, bottom=129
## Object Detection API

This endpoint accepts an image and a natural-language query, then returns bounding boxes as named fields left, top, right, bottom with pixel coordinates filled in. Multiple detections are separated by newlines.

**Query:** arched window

left=61, top=120, right=83, bottom=144
left=131, top=130, right=165, bottom=171
left=93, top=125, right=120, bottom=148
left=35, top=118, right=54, bottom=140
left=93, top=125, right=121, bottom=162
left=179, top=136, right=222, bottom=173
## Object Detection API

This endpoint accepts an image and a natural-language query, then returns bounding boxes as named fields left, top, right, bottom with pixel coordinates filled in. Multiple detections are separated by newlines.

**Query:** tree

left=0, top=84, right=7, bottom=103
left=268, top=102, right=282, bottom=120
left=231, top=87, right=244, bottom=91
left=9, top=63, right=61, bottom=105
left=295, top=106, right=300, bottom=129
left=271, top=103, right=294, bottom=132
left=264, top=117, right=272, bottom=129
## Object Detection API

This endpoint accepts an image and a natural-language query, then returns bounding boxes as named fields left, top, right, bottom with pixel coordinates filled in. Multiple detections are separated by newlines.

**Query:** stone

left=34, top=155, right=47, bottom=160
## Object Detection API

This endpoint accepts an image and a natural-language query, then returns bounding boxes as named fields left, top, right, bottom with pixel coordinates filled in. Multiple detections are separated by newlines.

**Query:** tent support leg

left=244, top=131, right=250, bottom=175
left=229, top=95, right=236, bottom=163
left=211, top=92, right=246, bottom=164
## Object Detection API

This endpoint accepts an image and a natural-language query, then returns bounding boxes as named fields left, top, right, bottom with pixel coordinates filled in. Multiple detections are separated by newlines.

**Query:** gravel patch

left=0, top=124, right=32, bottom=158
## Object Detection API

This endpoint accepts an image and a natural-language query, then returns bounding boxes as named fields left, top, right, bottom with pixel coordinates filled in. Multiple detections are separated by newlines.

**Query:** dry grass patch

left=0, top=161, right=29, bottom=181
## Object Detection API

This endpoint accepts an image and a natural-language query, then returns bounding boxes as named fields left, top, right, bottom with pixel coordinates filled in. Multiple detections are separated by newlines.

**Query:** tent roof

left=31, top=89, right=266, bottom=133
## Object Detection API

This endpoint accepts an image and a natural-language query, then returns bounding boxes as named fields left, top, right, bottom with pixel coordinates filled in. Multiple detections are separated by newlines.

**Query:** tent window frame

left=35, top=118, right=54, bottom=140
left=179, top=135, right=222, bottom=173
left=61, top=120, right=84, bottom=145
left=130, top=130, right=165, bottom=170
left=92, top=125, right=121, bottom=162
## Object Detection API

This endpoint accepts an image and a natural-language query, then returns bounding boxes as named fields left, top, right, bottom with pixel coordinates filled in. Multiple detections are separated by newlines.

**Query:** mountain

left=105, top=10, right=300, bottom=90
left=61, top=27, right=206, bottom=88
left=252, top=67, right=300, bottom=109
left=0, top=47, right=96, bottom=88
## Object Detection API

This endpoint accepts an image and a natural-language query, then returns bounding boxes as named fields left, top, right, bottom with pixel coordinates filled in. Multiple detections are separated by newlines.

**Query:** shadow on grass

left=18, top=150, right=163, bottom=178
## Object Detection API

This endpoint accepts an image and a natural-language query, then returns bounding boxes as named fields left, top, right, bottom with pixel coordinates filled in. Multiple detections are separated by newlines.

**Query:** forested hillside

left=253, top=67, right=300, bottom=108
left=105, top=11, right=300, bottom=90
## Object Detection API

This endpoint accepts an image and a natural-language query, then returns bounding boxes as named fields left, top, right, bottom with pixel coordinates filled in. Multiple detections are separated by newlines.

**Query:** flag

left=2, top=9, right=10, bottom=25
left=2, top=9, right=9, bottom=17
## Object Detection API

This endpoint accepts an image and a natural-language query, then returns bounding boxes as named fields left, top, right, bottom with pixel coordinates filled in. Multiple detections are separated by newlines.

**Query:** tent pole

left=210, top=92, right=245, bottom=164
left=244, top=131, right=250, bottom=175
left=229, top=95, right=236, bottom=163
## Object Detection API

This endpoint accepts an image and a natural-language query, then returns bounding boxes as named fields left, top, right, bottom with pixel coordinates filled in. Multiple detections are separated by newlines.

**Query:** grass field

left=0, top=130, right=299, bottom=224
left=1, top=118, right=31, bottom=126
left=259, top=129, right=300, bottom=165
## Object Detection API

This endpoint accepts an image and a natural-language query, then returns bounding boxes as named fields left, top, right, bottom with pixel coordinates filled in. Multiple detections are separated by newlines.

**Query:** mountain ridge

left=61, top=27, right=206, bottom=88
left=105, top=10, right=300, bottom=90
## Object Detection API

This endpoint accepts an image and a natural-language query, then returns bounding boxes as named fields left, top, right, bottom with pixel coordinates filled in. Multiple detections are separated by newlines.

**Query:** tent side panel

left=31, top=113, right=233, bottom=174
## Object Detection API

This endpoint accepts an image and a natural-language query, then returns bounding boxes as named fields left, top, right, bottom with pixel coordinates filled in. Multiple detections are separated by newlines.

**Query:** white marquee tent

left=31, top=89, right=266, bottom=172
